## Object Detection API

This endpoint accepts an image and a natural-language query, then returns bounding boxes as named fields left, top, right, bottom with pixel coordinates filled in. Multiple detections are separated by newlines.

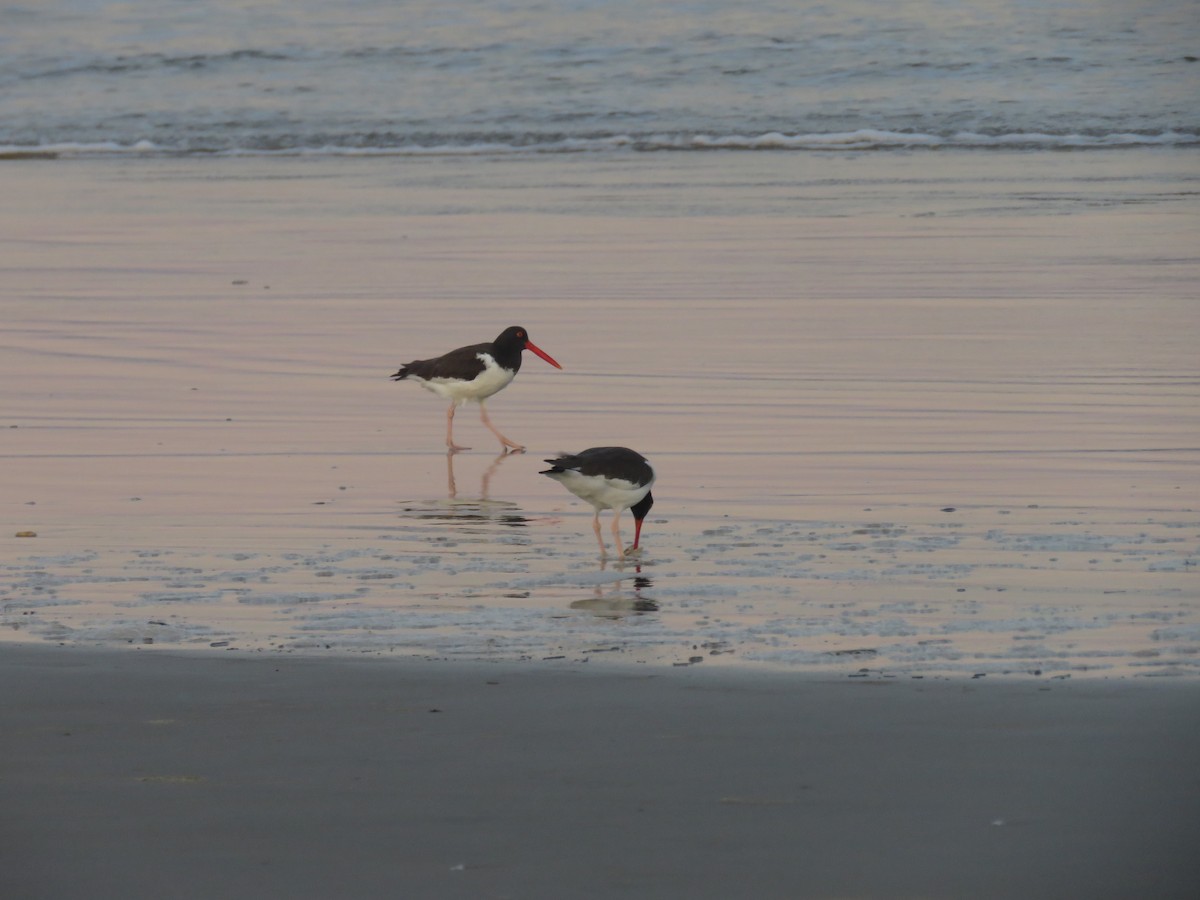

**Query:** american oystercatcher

left=390, top=326, right=562, bottom=452
left=541, top=447, right=656, bottom=558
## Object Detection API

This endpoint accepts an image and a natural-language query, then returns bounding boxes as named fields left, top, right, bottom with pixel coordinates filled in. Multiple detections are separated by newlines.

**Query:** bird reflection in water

left=446, top=447, right=521, bottom=501
left=398, top=449, right=528, bottom=530
left=569, top=563, right=658, bottom=619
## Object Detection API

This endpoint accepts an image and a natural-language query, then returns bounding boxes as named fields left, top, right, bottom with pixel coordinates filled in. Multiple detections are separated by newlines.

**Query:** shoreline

left=4, top=643, right=1199, bottom=899
left=5, top=635, right=1199, bottom=683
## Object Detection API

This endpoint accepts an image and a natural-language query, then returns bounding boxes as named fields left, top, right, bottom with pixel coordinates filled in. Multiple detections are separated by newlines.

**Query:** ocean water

left=1, top=0, right=1197, bottom=156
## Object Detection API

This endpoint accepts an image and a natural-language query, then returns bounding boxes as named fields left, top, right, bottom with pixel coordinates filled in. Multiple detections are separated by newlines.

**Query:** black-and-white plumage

left=542, top=447, right=655, bottom=557
left=391, top=326, right=561, bottom=451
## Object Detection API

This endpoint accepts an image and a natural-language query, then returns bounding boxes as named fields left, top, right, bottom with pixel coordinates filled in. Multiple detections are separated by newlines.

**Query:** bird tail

left=540, top=453, right=577, bottom=476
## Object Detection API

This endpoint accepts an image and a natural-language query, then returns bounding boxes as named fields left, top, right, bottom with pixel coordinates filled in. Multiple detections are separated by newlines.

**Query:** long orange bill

left=525, top=340, right=563, bottom=369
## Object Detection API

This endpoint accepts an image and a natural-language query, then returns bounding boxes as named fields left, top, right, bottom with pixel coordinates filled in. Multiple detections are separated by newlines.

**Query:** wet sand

left=3, top=644, right=1199, bottom=899
left=3, top=151, right=1198, bottom=676
left=2, top=150, right=1198, bottom=897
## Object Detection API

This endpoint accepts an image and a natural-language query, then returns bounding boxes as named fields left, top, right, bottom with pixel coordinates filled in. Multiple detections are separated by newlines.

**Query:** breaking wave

left=3, top=129, right=1196, bottom=160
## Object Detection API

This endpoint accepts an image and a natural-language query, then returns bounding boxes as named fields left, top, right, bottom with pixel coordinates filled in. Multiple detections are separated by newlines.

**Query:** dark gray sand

left=3, top=646, right=1199, bottom=900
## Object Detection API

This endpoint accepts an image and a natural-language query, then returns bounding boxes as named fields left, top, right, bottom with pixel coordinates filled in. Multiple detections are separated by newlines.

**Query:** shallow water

left=2, top=150, right=1198, bottom=677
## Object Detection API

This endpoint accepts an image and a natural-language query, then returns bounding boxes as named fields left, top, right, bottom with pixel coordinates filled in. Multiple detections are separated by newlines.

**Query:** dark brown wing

left=541, top=447, right=653, bottom=487
left=391, top=342, right=490, bottom=381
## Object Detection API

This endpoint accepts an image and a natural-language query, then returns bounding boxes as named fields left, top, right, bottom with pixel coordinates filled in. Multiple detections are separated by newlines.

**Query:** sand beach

left=4, top=1, right=1199, bottom=894
left=2, top=147, right=1198, bottom=897
left=4, top=644, right=1200, bottom=899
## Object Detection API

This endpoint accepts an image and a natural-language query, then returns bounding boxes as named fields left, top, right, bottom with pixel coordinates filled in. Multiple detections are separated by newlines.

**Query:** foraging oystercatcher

left=390, top=326, right=562, bottom=452
left=541, top=447, right=655, bottom=558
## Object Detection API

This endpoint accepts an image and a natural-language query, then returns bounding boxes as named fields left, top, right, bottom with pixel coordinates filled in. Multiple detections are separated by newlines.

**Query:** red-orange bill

left=525, top=340, right=562, bottom=369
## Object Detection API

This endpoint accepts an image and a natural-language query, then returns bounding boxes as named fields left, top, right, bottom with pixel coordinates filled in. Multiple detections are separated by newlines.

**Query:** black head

left=630, top=490, right=654, bottom=551
left=494, top=326, right=529, bottom=349
left=494, top=326, right=562, bottom=370
left=631, top=490, right=654, bottom=522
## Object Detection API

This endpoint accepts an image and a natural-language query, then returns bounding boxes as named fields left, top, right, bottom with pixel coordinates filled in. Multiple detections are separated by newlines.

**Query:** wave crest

left=2, top=129, right=1196, bottom=160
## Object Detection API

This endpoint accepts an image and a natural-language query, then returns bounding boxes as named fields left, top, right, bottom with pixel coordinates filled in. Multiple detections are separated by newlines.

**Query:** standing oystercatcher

left=541, top=447, right=655, bottom=558
left=391, top=326, right=562, bottom=452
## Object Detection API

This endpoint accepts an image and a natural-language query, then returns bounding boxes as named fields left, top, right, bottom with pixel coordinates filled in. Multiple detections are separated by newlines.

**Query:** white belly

left=550, top=469, right=653, bottom=512
left=416, top=354, right=515, bottom=404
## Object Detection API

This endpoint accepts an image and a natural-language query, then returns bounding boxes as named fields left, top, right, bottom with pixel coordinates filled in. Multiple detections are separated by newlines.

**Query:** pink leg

left=610, top=510, right=626, bottom=558
left=446, top=404, right=470, bottom=452
left=592, top=510, right=607, bottom=557
left=478, top=401, right=524, bottom=452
